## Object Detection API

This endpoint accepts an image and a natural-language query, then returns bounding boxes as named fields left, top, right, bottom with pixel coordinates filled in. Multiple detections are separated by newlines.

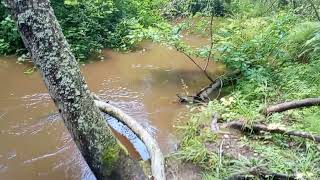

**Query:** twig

left=94, top=99, right=165, bottom=180
left=306, top=0, right=320, bottom=22
left=204, top=11, right=214, bottom=71
left=262, top=0, right=278, bottom=15
left=227, top=121, right=320, bottom=143
left=179, top=50, right=215, bottom=82
left=262, top=97, right=320, bottom=116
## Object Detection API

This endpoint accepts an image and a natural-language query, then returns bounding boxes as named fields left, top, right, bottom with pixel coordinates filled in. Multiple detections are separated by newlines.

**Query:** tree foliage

left=0, top=0, right=166, bottom=61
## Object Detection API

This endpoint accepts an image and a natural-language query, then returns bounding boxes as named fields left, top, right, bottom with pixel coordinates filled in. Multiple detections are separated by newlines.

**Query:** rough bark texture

left=262, top=97, right=320, bottom=116
left=4, top=0, right=144, bottom=179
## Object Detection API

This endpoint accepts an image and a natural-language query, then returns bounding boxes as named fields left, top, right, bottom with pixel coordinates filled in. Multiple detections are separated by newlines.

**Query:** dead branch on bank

left=177, top=70, right=241, bottom=104
left=228, top=166, right=297, bottom=180
left=94, top=98, right=165, bottom=180
left=226, top=121, right=320, bottom=143
left=262, top=97, right=320, bottom=116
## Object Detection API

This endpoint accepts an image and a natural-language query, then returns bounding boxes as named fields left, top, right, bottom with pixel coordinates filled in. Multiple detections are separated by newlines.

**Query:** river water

left=0, top=37, right=223, bottom=179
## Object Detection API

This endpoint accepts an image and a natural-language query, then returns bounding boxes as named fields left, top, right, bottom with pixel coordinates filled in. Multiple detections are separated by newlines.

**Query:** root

left=93, top=96, right=165, bottom=180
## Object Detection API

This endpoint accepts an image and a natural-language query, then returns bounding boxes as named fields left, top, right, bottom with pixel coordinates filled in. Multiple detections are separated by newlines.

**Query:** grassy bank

left=171, top=2, right=320, bottom=179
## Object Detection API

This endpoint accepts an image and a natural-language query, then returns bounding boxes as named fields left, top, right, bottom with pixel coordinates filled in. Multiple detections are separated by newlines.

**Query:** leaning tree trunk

left=4, top=0, right=144, bottom=179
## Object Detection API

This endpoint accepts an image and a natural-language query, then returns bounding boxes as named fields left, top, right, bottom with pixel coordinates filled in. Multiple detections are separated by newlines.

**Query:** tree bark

left=4, top=0, right=144, bottom=179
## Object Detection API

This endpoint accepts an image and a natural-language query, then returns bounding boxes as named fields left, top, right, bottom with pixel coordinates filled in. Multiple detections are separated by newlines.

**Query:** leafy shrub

left=162, top=0, right=227, bottom=19
left=288, top=22, right=320, bottom=62
left=0, top=0, right=166, bottom=61
left=214, top=12, right=296, bottom=72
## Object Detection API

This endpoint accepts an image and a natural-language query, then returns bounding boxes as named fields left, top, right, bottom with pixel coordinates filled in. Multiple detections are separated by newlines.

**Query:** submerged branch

left=227, top=121, right=320, bottom=143
left=262, top=97, right=320, bottom=116
left=177, top=70, right=241, bottom=104
left=94, top=99, right=165, bottom=180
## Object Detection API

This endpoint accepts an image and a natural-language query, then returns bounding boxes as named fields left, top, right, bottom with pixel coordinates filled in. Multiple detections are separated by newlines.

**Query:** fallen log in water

left=177, top=70, right=241, bottom=104
left=262, top=97, right=320, bottom=116
left=93, top=98, right=165, bottom=180
left=226, top=121, right=320, bottom=143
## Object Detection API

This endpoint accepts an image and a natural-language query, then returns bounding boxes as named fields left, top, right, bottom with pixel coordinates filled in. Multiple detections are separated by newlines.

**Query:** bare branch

left=262, top=97, right=320, bottom=116
left=204, top=12, right=214, bottom=71
left=179, top=50, right=215, bottom=82
left=227, top=121, right=320, bottom=143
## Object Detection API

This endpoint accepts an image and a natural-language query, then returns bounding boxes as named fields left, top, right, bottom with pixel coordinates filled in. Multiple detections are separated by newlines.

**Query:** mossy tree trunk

left=3, top=0, right=144, bottom=179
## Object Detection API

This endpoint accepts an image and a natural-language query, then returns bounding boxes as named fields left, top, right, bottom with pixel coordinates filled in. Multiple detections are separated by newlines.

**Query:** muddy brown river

left=0, top=37, right=223, bottom=179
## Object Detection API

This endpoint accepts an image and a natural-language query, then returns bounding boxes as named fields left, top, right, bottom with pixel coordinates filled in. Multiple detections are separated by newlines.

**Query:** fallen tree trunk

left=262, top=97, right=320, bottom=116
left=178, top=70, right=241, bottom=104
left=227, top=121, right=320, bottom=143
left=94, top=100, right=165, bottom=180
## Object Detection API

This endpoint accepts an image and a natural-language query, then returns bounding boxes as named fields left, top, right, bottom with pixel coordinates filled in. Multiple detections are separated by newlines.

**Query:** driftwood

left=227, top=121, right=320, bottom=143
left=94, top=99, right=165, bottom=180
left=177, top=70, right=241, bottom=104
left=262, top=97, right=320, bottom=116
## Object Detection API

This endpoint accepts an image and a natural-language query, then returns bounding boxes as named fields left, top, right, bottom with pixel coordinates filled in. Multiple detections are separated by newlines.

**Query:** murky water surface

left=0, top=38, right=223, bottom=179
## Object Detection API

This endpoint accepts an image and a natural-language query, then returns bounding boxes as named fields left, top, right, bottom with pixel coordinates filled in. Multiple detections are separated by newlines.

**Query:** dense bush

left=0, top=0, right=166, bottom=61
left=172, top=4, right=320, bottom=178
left=162, top=0, right=227, bottom=19
left=288, top=21, right=320, bottom=62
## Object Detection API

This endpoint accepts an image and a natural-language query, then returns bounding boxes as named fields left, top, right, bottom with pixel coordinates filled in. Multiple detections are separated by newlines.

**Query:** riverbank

left=0, top=35, right=224, bottom=179
left=172, top=9, right=320, bottom=180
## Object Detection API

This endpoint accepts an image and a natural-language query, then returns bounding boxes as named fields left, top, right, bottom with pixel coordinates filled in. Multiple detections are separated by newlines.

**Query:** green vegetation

left=171, top=1, right=320, bottom=179
left=0, top=0, right=167, bottom=61
left=2, top=0, right=320, bottom=178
